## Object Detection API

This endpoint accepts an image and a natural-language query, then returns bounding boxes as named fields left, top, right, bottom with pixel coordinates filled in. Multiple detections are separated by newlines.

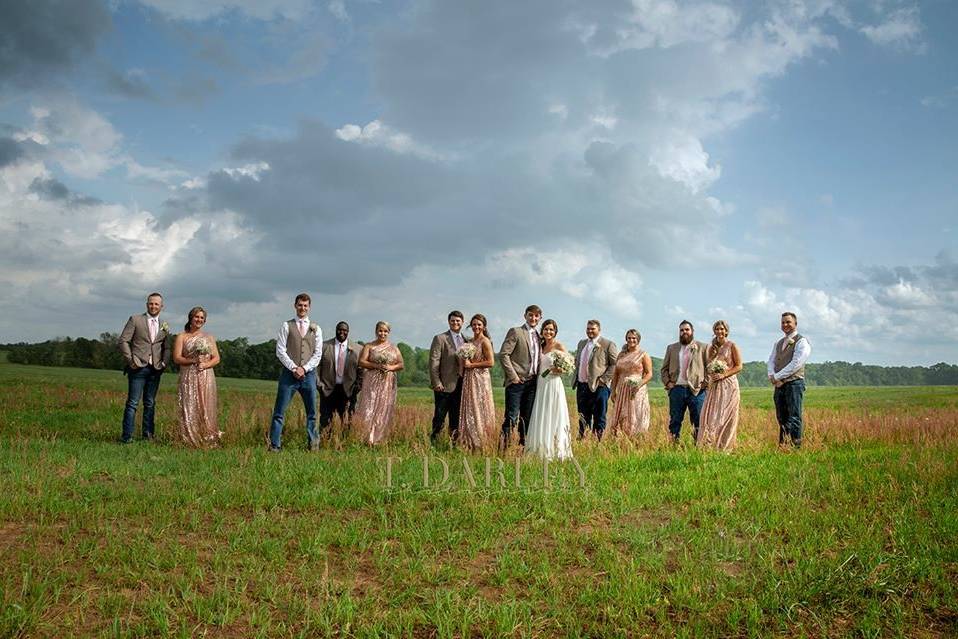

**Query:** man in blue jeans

left=498, top=305, right=542, bottom=449
left=270, top=293, right=323, bottom=451
left=118, top=292, right=170, bottom=443
left=768, top=312, right=811, bottom=449
left=660, top=320, right=709, bottom=443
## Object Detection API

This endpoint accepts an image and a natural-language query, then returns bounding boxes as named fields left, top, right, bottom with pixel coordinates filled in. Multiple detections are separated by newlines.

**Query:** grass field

left=1, top=361, right=956, bottom=637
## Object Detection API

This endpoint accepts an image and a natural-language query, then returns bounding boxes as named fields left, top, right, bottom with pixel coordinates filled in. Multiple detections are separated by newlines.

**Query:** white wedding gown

left=525, top=352, right=574, bottom=460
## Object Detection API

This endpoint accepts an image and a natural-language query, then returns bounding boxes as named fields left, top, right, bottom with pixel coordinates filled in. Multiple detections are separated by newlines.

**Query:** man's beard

left=679, top=334, right=692, bottom=345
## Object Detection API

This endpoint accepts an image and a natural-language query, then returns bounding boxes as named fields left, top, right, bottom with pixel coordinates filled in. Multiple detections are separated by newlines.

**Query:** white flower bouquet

left=194, top=337, right=211, bottom=355
left=456, top=343, right=478, bottom=360
left=541, top=350, right=575, bottom=377
left=624, top=374, right=643, bottom=390
left=707, top=358, right=728, bottom=375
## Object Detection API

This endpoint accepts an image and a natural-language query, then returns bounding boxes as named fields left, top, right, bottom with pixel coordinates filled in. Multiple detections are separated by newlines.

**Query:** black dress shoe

left=118, top=438, right=133, bottom=444
left=268, top=445, right=282, bottom=453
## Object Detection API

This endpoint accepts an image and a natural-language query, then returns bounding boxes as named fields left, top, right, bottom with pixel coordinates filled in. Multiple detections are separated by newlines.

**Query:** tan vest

left=285, top=320, right=317, bottom=368
left=774, top=333, right=805, bottom=383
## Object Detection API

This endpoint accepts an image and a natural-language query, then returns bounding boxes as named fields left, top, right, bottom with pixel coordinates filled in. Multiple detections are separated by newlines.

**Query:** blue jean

left=667, top=385, right=706, bottom=441
left=576, top=383, right=610, bottom=439
left=774, top=379, right=806, bottom=447
left=270, top=369, right=319, bottom=449
left=502, top=377, right=537, bottom=447
left=121, top=365, right=163, bottom=441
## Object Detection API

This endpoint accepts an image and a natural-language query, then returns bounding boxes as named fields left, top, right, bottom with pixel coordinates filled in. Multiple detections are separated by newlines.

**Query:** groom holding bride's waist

left=498, top=304, right=542, bottom=449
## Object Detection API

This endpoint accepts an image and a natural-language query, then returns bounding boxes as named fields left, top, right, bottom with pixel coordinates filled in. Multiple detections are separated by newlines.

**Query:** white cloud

left=335, top=120, right=442, bottom=160
left=221, top=161, right=271, bottom=181
left=486, top=245, right=644, bottom=317
left=648, top=132, right=721, bottom=193
left=328, top=0, right=349, bottom=22
left=860, top=6, right=926, bottom=53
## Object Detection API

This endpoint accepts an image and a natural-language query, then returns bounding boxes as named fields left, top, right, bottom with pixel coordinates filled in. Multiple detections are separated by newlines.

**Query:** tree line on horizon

left=3, top=334, right=958, bottom=387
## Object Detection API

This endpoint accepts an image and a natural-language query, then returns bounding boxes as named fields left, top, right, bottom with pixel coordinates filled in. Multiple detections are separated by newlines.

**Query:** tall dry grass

left=217, top=393, right=958, bottom=452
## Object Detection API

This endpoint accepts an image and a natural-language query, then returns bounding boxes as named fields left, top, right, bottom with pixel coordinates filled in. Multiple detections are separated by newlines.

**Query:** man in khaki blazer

left=499, top=304, right=542, bottom=448
left=317, top=321, right=363, bottom=434
left=660, top=320, right=709, bottom=442
left=429, top=310, right=466, bottom=444
left=118, top=292, right=170, bottom=443
left=573, top=319, right=619, bottom=440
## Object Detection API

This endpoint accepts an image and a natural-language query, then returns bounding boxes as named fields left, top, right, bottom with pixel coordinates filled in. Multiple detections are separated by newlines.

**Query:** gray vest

left=285, top=320, right=317, bottom=367
left=774, top=333, right=805, bottom=383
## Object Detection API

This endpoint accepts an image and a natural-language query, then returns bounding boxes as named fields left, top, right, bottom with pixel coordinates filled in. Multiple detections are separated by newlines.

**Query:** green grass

left=0, top=361, right=956, bottom=637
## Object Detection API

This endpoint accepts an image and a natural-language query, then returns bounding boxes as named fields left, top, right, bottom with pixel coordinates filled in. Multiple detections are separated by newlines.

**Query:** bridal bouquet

left=624, top=374, right=643, bottom=390
left=456, top=343, right=478, bottom=360
left=194, top=338, right=211, bottom=355
left=707, top=359, right=728, bottom=374
left=541, top=350, right=575, bottom=377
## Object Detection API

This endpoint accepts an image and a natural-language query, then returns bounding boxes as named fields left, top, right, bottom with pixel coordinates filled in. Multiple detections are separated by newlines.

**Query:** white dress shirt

left=578, top=339, right=596, bottom=383
left=275, top=316, right=323, bottom=373
left=335, top=339, right=348, bottom=384
left=676, top=343, right=692, bottom=387
left=767, top=331, right=812, bottom=381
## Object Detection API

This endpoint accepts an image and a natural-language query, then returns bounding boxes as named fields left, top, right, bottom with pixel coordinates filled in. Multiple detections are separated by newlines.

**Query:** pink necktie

left=531, top=331, right=539, bottom=374
left=683, top=345, right=692, bottom=379
left=298, top=320, right=307, bottom=337
left=336, top=343, right=346, bottom=377
left=149, top=317, right=157, bottom=342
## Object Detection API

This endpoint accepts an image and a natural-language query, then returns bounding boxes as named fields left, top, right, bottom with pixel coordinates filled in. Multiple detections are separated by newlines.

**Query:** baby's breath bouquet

left=707, top=359, right=728, bottom=375
left=541, top=350, right=575, bottom=378
left=456, top=343, right=478, bottom=360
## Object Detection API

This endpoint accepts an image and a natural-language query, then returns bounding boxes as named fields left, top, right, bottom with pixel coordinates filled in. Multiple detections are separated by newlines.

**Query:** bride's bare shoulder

left=554, top=342, right=567, bottom=352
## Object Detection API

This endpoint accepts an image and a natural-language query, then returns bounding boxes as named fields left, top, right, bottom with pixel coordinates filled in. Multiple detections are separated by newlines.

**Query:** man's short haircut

left=587, top=319, right=601, bottom=329
left=781, top=312, right=798, bottom=322
left=525, top=304, right=542, bottom=315
left=336, top=321, right=349, bottom=331
left=295, top=293, right=311, bottom=304
left=679, top=320, right=694, bottom=330
left=448, top=310, right=464, bottom=321
left=147, top=292, right=163, bottom=300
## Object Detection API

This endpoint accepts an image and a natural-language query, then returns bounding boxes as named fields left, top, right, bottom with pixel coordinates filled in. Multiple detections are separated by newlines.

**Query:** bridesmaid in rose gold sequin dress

left=172, top=307, right=222, bottom=448
left=355, top=321, right=404, bottom=445
left=698, top=320, right=743, bottom=451
left=457, top=313, right=497, bottom=452
left=608, top=329, right=653, bottom=436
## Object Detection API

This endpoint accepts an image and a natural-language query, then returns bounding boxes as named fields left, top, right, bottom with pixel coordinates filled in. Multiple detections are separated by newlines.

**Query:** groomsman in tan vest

left=429, top=310, right=466, bottom=444
left=573, top=319, right=619, bottom=440
left=661, top=320, right=709, bottom=442
left=118, top=292, right=170, bottom=443
left=317, top=321, right=363, bottom=434
left=269, top=293, right=323, bottom=451
left=767, top=312, right=811, bottom=449
left=499, top=304, right=542, bottom=448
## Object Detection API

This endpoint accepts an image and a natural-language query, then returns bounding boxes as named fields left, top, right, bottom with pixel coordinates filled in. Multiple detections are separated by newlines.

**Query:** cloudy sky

left=1, top=0, right=956, bottom=365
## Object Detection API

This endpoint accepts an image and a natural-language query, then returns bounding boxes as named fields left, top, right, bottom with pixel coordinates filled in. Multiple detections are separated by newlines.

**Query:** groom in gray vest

left=118, top=292, right=170, bottom=443
left=269, top=293, right=323, bottom=451
left=499, top=304, right=542, bottom=449
left=767, top=312, right=811, bottom=448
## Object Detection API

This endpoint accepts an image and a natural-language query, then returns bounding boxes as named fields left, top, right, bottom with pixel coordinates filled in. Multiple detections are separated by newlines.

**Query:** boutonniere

left=160, top=321, right=169, bottom=333
left=309, top=322, right=318, bottom=334
left=689, top=343, right=698, bottom=353
left=786, top=338, right=795, bottom=347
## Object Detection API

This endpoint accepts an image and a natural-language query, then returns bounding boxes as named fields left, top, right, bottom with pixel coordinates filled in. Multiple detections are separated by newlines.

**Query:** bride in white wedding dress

left=525, top=319, right=573, bottom=461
